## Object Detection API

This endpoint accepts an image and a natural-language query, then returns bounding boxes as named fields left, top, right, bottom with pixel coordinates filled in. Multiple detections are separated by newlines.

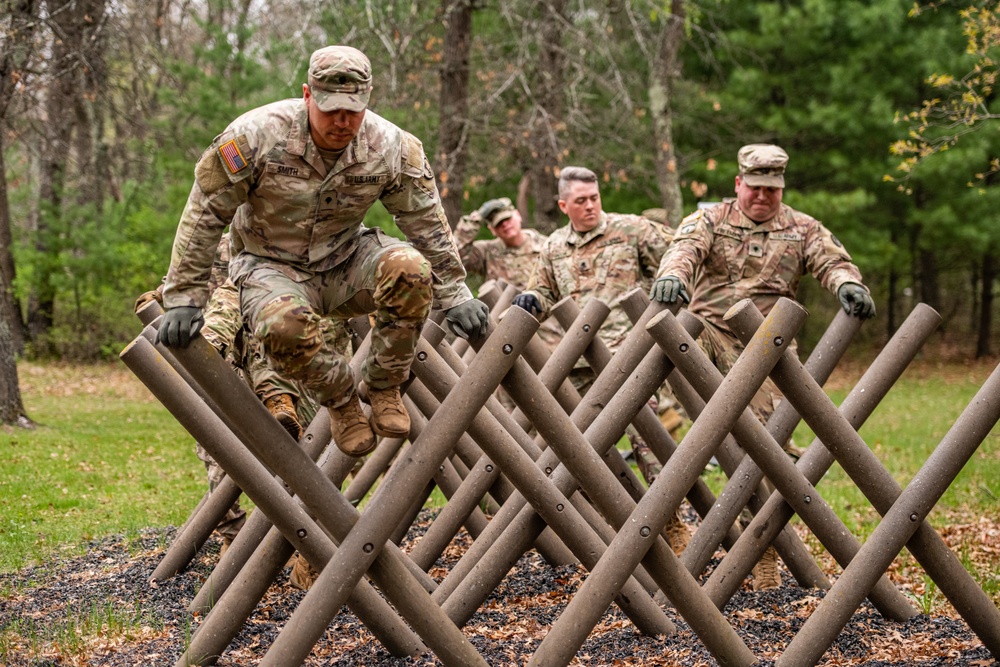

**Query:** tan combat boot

left=289, top=553, right=319, bottom=591
left=752, top=546, right=782, bottom=590
left=659, top=406, right=685, bottom=442
left=367, top=385, right=410, bottom=438
left=664, top=508, right=691, bottom=556
left=264, top=393, right=302, bottom=441
left=328, top=394, right=377, bottom=456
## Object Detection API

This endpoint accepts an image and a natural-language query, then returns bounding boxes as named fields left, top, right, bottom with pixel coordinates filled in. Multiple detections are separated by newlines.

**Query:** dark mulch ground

left=1, top=511, right=998, bottom=667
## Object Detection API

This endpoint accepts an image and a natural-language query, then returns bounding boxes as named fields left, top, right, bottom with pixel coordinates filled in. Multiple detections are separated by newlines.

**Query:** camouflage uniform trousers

left=696, top=315, right=791, bottom=433
left=197, top=279, right=330, bottom=540
left=238, top=230, right=432, bottom=409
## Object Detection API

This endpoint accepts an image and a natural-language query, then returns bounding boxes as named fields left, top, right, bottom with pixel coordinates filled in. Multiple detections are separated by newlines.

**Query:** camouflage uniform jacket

left=524, top=211, right=672, bottom=355
left=453, top=215, right=548, bottom=289
left=658, top=201, right=866, bottom=336
left=163, top=99, right=473, bottom=311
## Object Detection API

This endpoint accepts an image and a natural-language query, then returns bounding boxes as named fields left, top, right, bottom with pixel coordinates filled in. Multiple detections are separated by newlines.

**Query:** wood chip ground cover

left=1, top=511, right=998, bottom=666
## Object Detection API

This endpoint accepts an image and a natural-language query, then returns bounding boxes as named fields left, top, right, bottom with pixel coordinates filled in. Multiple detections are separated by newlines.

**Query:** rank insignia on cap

left=218, top=139, right=248, bottom=174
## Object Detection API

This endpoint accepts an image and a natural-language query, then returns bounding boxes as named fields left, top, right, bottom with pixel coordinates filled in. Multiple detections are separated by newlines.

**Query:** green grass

left=696, top=357, right=1000, bottom=535
left=3, top=356, right=1000, bottom=585
left=796, top=361, right=1000, bottom=537
left=0, top=362, right=206, bottom=573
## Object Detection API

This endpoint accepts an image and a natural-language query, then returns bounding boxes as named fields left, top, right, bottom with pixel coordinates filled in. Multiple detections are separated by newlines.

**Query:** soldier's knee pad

left=374, top=247, right=432, bottom=318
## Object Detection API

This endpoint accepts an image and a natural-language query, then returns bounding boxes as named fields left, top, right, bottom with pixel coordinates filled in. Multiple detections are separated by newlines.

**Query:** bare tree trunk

left=0, top=0, right=38, bottom=354
left=0, top=108, right=26, bottom=356
left=29, top=30, right=72, bottom=353
left=436, top=0, right=474, bottom=227
left=527, top=0, right=566, bottom=234
left=919, top=248, right=940, bottom=313
left=0, top=271, right=31, bottom=428
left=648, top=0, right=685, bottom=226
left=976, top=250, right=995, bottom=358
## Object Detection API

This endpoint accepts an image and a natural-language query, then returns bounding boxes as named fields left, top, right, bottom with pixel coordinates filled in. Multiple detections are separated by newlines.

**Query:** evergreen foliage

left=2, top=0, right=999, bottom=359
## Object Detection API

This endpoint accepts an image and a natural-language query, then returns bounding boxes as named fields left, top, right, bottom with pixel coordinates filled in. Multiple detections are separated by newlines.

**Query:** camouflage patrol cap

left=737, top=144, right=788, bottom=188
left=481, top=197, right=516, bottom=228
left=308, top=46, right=372, bottom=112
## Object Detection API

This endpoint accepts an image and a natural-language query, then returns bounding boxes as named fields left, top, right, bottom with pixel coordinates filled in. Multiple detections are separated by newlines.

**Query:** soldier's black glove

left=649, top=275, right=690, bottom=304
left=445, top=299, right=490, bottom=339
left=512, top=293, right=542, bottom=317
left=156, top=306, right=205, bottom=347
left=837, top=283, right=876, bottom=319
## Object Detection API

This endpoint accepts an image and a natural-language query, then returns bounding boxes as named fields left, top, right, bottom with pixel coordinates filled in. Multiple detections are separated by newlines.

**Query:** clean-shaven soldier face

left=559, top=180, right=603, bottom=232
left=491, top=209, right=525, bottom=247
left=735, top=175, right=783, bottom=223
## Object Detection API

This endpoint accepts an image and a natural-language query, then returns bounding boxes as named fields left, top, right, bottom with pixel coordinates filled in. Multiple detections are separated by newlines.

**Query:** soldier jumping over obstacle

left=155, top=45, right=489, bottom=461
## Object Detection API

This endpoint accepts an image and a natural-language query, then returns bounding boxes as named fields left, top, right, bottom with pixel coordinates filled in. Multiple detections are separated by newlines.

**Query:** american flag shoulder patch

left=218, top=139, right=248, bottom=174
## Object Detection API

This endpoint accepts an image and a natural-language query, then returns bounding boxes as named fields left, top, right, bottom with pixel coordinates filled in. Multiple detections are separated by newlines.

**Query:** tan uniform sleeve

left=639, top=219, right=673, bottom=282
left=380, top=132, right=473, bottom=310
left=163, top=135, right=253, bottom=309
left=523, top=237, right=560, bottom=317
left=656, top=211, right=713, bottom=292
left=804, top=220, right=867, bottom=295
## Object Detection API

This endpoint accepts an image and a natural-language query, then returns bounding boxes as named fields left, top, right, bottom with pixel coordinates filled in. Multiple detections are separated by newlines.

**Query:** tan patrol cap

left=308, top=46, right=372, bottom=112
left=480, top=197, right=516, bottom=228
left=738, top=144, right=788, bottom=188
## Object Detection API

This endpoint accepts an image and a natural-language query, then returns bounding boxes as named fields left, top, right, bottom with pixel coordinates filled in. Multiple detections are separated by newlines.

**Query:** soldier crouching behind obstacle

left=154, top=44, right=489, bottom=588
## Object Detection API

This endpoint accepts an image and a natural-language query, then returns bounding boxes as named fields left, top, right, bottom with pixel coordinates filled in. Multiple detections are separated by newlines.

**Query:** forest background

left=2, top=0, right=1000, bottom=425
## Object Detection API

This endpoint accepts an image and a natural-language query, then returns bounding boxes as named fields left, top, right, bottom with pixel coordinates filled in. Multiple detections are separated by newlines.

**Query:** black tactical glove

left=649, top=275, right=690, bottom=304
left=512, top=293, right=542, bottom=317
left=837, top=283, right=876, bottom=319
left=156, top=306, right=205, bottom=347
left=445, top=299, right=490, bottom=339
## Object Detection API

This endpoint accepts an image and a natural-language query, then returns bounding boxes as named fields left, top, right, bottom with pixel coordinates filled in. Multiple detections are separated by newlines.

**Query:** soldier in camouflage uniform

left=650, top=143, right=875, bottom=588
left=156, top=45, right=489, bottom=461
left=454, top=197, right=562, bottom=351
left=512, top=166, right=691, bottom=555
left=136, top=233, right=328, bottom=551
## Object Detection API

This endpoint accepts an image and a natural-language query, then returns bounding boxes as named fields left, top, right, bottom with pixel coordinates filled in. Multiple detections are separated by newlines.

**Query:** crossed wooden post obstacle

left=122, top=288, right=1000, bottom=666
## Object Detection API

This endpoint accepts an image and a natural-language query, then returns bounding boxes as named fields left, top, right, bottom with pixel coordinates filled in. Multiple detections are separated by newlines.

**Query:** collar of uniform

left=567, top=211, right=609, bottom=246
left=735, top=203, right=791, bottom=232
